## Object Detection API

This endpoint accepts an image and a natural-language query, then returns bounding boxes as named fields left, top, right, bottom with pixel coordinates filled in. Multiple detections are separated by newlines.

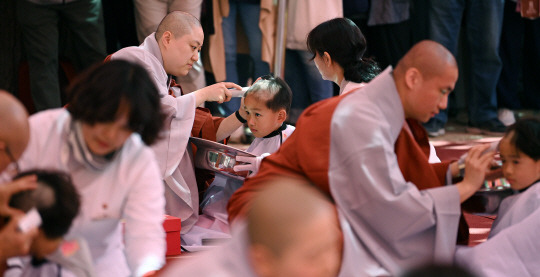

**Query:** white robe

left=1, top=109, right=166, bottom=277
left=183, top=125, right=295, bottom=248
left=329, top=68, right=461, bottom=276
left=455, top=182, right=540, bottom=277
left=159, top=222, right=258, bottom=277
left=111, top=33, right=200, bottom=232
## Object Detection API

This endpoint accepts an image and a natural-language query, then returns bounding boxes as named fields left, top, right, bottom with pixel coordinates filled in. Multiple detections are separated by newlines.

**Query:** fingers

left=235, top=156, right=255, bottom=163
left=0, top=176, right=37, bottom=217
left=4, top=175, right=37, bottom=196
left=233, top=165, right=253, bottom=172
left=222, top=82, right=243, bottom=90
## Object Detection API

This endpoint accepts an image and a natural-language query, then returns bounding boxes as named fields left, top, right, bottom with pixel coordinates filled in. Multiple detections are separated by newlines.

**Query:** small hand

left=233, top=153, right=271, bottom=177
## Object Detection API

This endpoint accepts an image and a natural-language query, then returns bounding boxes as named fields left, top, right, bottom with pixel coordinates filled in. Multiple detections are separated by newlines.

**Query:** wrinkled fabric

left=455, top=182, right=540, bottom=277
left=0, top=109, right=165, bottom=277
left=111, top=33, right=201, bottom=232
left=329, top=68, right=460, bottom=276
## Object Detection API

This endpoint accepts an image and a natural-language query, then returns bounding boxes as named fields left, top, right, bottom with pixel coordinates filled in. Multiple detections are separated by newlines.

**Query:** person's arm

left=216, top=97, right=248, bottom=142
left=192, top=82, right=242, bottom=107
left=454, top=144, right=495, bottom=203
left=122, top=150, right=166, bottom=277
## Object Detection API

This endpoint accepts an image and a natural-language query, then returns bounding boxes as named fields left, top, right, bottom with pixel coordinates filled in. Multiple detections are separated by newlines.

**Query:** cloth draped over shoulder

left=229, top=68, right=462, bottom=276
left=110, top=33, right=224, bottom=233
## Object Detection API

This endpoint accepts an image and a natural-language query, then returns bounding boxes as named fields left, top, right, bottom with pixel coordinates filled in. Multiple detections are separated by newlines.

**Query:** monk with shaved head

left=0, top=90, right=37, bottom=274
left=109, top=11, right=252, bottom=234
left=228, top=39, right=495, bottom=275
left=159, top=176, right=342, bottom=277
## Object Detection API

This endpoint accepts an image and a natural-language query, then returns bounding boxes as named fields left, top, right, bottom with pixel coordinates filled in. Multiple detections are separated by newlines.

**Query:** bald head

left=395, top=40, right=457, bottom=80
left=0, top=90, right=30, bottom=171
left=247, top=177, right=337, bottom=255
left=155, top=11, right=202, bottom=40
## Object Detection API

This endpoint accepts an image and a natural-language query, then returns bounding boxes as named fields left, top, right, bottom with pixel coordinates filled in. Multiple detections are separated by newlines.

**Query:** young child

left=182, top=75, right=295, bottom=248
left=488, top=117, right=540, bottom=236
left=159, top=177, right=342, bottom=277
left=5, top=170, right=94, bottom=277
left=455, top=118, right=540, bottom=276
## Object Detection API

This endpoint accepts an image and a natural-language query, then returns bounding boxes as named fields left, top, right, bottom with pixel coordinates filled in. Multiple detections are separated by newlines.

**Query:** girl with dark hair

left=1, top=60, right=167, bottom=276
left=307, top=17, right=380, bottom=94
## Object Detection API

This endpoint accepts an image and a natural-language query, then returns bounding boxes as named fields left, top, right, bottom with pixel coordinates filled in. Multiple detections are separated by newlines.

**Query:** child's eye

left=245, top=111, right=250, bottom=115
left=255, top=113, right=261, bottom=117
left=512, top=160, right=520, bottom=165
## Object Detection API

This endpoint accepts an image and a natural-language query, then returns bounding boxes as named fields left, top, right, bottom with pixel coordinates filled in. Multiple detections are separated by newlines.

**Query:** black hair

left=66, top=60, right=165, bottom=145
left=505, top=117, right=540, bottom=160
left=10, top=170, right=80, bottom=239
left=307, top=17, right=380, bottom=83
left=244, top=74, right=292, bottom=114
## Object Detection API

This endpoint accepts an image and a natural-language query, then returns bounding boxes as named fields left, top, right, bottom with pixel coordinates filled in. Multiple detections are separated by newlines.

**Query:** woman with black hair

left=1, top=60, right=167, bottom=277
left=307, top=17, right=381, bottom=95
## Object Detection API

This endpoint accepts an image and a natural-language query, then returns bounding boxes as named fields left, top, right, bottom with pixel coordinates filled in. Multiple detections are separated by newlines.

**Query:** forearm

left=193, top=89, right=208, bottom=107
left=216, top=112, right=245, bottom=142
left=456, top=180, right=479, bottom=203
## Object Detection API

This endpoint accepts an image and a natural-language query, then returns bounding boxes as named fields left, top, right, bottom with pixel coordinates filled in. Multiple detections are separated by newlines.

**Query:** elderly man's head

left=394, top=40, right=458, bottom=123
left=0, top=91, right=29, bottom=172
left=156, top=11, right=204, bottom=77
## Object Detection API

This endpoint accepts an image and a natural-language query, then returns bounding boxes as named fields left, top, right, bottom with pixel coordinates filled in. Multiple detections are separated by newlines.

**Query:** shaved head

left=393, top=40, right=459, bottom=122
left=247, top=176, right=337, bottom=255
left=395, top=40, right=457, bottom=80
left=0, top=90, right=30, bottom=171
left=155, top=11, right=202, bottom=40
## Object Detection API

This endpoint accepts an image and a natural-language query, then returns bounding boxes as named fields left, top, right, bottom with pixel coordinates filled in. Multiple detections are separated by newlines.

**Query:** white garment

left=5, top=257, right=76, bottom=277
left=183, top=125, right=295, bottom=247
left=1, top=109, right=166, bottom=277
left=455, top=206, right=540, bottom=277
left=5, top=237, right=95, bottom=277
left=490, top=181, right=540, bottom=237
left=329, top=68, right=461, bottom=276
left=111, top=33, right=201, bottom=232
left=455, top=182, right=540, bottom=277
left=160, top=221, right=257, bottom=277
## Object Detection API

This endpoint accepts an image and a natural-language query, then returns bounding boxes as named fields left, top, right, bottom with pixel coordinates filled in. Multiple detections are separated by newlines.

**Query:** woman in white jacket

left=2, top=60, right=167, bottom=277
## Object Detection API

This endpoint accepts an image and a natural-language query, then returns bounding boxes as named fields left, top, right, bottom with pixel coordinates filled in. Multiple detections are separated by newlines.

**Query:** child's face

left=264, top=211, right=342, bottom=277
left=499, top=136, right=540, bottom=190
left=244, top=95, right=285, bottom=138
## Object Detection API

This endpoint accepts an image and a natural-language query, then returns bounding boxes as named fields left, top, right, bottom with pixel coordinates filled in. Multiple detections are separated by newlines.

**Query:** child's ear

left=277, top=109, right=287, bottom=123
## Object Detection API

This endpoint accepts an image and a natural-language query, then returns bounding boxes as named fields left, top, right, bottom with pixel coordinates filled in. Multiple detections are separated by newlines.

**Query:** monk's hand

left=197, top=82, right=241, bottom=103
left=457, top=144, right=495, bottom=202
